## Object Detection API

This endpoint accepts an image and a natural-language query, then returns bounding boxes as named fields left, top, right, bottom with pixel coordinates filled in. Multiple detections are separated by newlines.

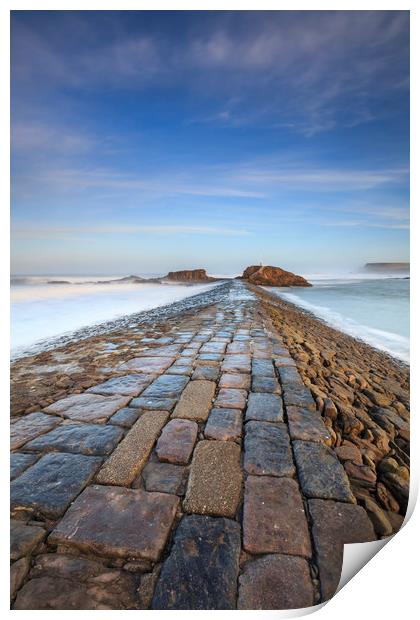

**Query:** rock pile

left=164, top=269, right=216, bottom=282
left=241, top=265, right=311, bottom=287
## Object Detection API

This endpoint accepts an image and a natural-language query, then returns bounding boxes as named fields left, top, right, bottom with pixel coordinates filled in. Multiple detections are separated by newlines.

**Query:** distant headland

left=364, top=262, right=410, bottom=273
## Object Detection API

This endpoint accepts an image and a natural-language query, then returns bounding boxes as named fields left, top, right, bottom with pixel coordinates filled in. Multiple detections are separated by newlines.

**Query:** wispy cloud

left=232, top=166, right=408, bottom=191
left=13, top=224, right=251, bottom=239
left=11, top=11, right=409, bottom=136
left=13, top=165, right=267, bottom=199
left=11, top=158, right=408, bottom=221
left=321, top=219, right=409, bottom=230
left=11, top=122, right=95, bottom=153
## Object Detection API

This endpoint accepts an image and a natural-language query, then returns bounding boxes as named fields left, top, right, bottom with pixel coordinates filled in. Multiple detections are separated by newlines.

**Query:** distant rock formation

left=99, top=275, right=147, bottom=284
left=164, top=269, right=216, bottom=282
left=241, top=265, right=312, bottom=287
left=364, top=263, right=410, bottom=274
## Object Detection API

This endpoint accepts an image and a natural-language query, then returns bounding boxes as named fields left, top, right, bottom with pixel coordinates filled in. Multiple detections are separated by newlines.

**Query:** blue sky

left=11, top=10, right=409, bottom=275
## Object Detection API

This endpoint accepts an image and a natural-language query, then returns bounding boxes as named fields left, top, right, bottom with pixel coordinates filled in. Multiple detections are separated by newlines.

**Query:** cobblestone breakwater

left=10, top=281, right=408, bottom=609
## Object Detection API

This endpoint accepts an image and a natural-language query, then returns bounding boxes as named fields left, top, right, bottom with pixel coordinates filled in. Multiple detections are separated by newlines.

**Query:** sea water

left=10, top=275, right=220, bottom=357
left=270, top=275, right=409, bottom=363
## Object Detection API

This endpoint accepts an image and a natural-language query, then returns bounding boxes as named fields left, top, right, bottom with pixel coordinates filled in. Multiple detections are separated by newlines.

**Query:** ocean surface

left=10, top=275, right=220, bottom=357
left=269, top=274, right=409, bottom=363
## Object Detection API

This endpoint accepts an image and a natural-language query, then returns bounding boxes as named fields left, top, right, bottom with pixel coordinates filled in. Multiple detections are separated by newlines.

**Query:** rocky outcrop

left=112, top=275, right=147, bottom=284
left=241, top=265, right=311, bottom=287
left=164, top=269, right=216, bottom=283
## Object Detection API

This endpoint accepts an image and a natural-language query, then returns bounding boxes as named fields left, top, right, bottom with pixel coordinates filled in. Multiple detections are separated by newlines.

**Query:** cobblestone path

left=10, top=281, right=376, bottom=609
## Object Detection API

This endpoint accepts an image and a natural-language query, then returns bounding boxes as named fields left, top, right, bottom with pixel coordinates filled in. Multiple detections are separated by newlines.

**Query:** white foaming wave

left=302, top=272, right=409, bottom=283
left=278, top=292, right=409, bottom=363
left=10, top=282, right=222, bottom=353
left=11, top=281, right=157, bottom=303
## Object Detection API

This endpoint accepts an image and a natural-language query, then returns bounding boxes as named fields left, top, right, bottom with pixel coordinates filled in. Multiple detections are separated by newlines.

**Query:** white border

left=2, top=2, right=417, bottom=619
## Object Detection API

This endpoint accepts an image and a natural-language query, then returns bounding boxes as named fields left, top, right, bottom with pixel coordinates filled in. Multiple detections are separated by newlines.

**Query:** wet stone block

left=243, top=476, right=311, bottom=557
left=171, top=358, right=194, bottom=367
left=24, top=423, right=124, bottom=456
left=227, top=342, right=249, bottom=354
left=272, top=344, right=289, bottom=356
left=142, top=336, right=173, bottom=344
left=166, top=365, right=192, bottom=376
left=156, top=419, right=198, bottom=464
left=245, top=392, right=283, bottom=423
left=141, top=374, right=189, bottom=399
left=252, top=350, right=273, bottom=360
left=137, top=344, right=182, bottom=357
left=204, top=408, right=242, bottom=442
left=44, top=393, right=131, bottom=423
left=214, top=388, right=247, bottom=410
left=221, top=355, right=251, bottom=374
left=10, top=453, right=39, bottom=480
left=117, top=356, right=175, bottom=374
left=219, top=373, right=251, bottom=390
left=238, top=554, right=314, bottom=610
left=251, top=376, right=281, bottom=394
left=87, top=373, right=152, bottom=396
left=109, top=407, right=140, bottom=428
left=172, top=380, right=216, bottom=422
left=96, top=411, right=168, bottom=486
left=293, top=441, right=355, bottom=502
left=13, top=554, right=138, bottom=610
left=277, top=365, right=303, bottom=385
left=141, top=462, right=188, bottom=495
left=282, top=384, right=316, bottom=411
left=287, top=406, right=331, bottom=444
left=184, top=441, right=242, bottom=517
left=181, top=343, right=200, bottom=351
left=194, top=358, right=219, bottom=367
left=129, top=396, right=177, bottom=411
left=152, top=515, right=241, bottom=610
left=178, top=349, right=196, bottom=358
left=244, top=421, right=295, bottom=477
left=197, top=353, right=223, bottom=362
left=200, top=342, right=227, bottom=354
left=191, top=333, right=212, bottom=342
left=10, top=520, right=46, bottom=560
left=309, top=499, right=376, bottom=601
left=191, top=366, right=219, bottom=381
left=10, top=452, right=102, bottom=519
left=251, top=359, right=275, bottom=377
left=11, top=413, right=61, bottom=450
left=274, top=356, right=296, bottom=368
left=49, top=485, right=179, bottom=561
